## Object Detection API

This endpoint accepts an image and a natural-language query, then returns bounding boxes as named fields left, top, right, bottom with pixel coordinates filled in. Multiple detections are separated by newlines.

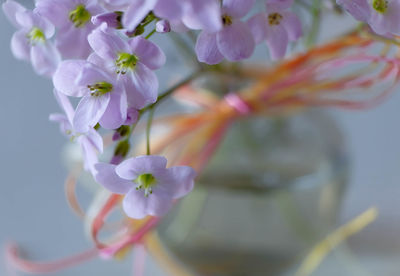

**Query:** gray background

left=1, top=2, right=400, bottom=276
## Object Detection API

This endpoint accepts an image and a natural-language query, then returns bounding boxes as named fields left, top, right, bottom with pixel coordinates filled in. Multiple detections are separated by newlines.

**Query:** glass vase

left=156, top=110, right=349, bottom=276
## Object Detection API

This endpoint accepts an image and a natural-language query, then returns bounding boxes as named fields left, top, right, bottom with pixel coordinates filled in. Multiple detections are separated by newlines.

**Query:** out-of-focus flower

left=336, top=0, right=400, bottom=35
left=2, top=0, right=61, bottom=77
left=50, top=89, right=103, bottom=174
left=248, top=0, right=302, bottom=60
left=35, top=0, right=105, bottom=58
left=88, top=24, right=165, bottom=109
left=195, top=0, right=256, bottom=64
left=95, top=155, right=196, bottom=219
left=53, top=60, right=127, bottom=132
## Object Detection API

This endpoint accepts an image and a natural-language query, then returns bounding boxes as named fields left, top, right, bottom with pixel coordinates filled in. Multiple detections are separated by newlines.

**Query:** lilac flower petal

left=53, top=60, right=88, bottom=97
left=16, top=11, right=55, bottom=38
left=129, top=36, right=166, bottom=70
left=183, top=0, right=222, bottom=32
left=122, top=0, right=157, bottom=31
left=123, top=188, right=172, bottom=219
left=92, top=12, right=121, bottom=28
left=248, top=13, right=268, bottom=44
left=116, top=155, right=167, bottom=180
left=99, top=88, right=127, bottom=129
left=53, top=89, right=75, bottom=123
left=336, top=0, right=371, bottom=22
left=56, top=25, right=92, bottom=59
left=49, top=113, right=72, bottom=135
left=10, top=30, right=30, bottom=60
left=73, top=94, right=110, bottom=133
left=281, top=11, right=302, bottom=41
left=266, top=0, right=294, bottom=12
left=35, top=0, right=69, bottom=27
left=154, top=0, right=183, bottom=21
left=266, top=24, right=289, bottom=60
left=195, top=31, right=224, bottom=65
left=157, top=166, right=196, bottom=199
left=86, top=128, right=103, bottom=153
left=75, top=63, right=113, bottom=87
left=30, top=42, right=61, bottom=77
left=2, top=0, right=26, bottom=28
left=88, top=24, right=128, bottom=61
left=217, top=21, right=255, bottom=61
left=125, top=107, right=139, bottom=125
left=222, top=0, right=256, bottom=18
left=79, top=136, right=99, bottom=174
left=369, top=1, right=400, bottom=35
left=94, top=163, right=132, bottom=194
left=125, top=63, right=158, bottom=109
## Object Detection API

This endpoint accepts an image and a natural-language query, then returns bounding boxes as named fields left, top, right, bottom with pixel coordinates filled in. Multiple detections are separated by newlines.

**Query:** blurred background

left=1, top=1, right=400, bottom=275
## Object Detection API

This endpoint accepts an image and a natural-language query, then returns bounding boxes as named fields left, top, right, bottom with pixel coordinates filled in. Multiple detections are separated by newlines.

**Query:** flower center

left=222, top=14, right=233, bottom=26
left=87, top=81, right=113, bottom=97
left=135, top=173, right=156, bottom=197
left=268, top=12, right=283, bottom=25
left=116, top=52, right=139, bottom=74
left=372, top=0, right=388, bottom=13
left=69, top=4, right=91, bottom=28
left=27, top=27, right=45, bottom=44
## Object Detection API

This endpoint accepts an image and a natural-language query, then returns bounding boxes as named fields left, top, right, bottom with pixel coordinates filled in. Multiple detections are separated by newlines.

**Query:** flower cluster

left=2, top=0, right=305, bottom=219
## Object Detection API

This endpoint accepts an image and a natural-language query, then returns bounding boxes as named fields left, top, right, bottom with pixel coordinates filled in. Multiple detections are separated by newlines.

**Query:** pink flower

left=95, top=156, right=196, bottom=219
left=337, top=0, right=400, bottom=36
left=248, top=0, right=302, bottom=60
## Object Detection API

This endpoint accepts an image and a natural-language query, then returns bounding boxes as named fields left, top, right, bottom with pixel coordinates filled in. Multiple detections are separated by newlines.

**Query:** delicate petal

left=222, top=0, right=256, bottom=18
left=2, top=0, right=26, bottom=28
left=99, top=87, right=127, bottom=129
left=183, top=0, right=222, bottom=32
left=281, top=11, right=302, bottom=41
left=10, top=30, right=30, bottom=60
left=30, top=42, right=61, bottom=77
left=94, top=163, right=132, bottom=194
left=248, top=13, right=268, bottom=44
left=266, top=0, right=294, bottom=12
left=195, top=31, right=224, bottom=65
left=369, top=1, right=400, bottom=35
left=123, top=188, right=172, bottom=219
left=125, top=63, right=158, bottom=109
left=158, top=166, right=196, bottom=199
left=73, top=94, right=110, bottom=133
left=122, top=0, right=157, bottom=31
left=116, top=155, right=167, bottom=180
left=129, top=36, right=166, bottom=70
left=35, top=0, right=69, bottom=27
left=217, top=21, right=255, bottom=61
left=153, top=0, right=183, bottom=21
left=88, top=23, right=128, bottom=61
left=336, top=0, right=371, bottom=22
left=53, top=89, right=75, bottom=123
left=53, top=60, right=88, bottom=97
left=16, top=11, right=55, bottom=38
left=56, top=24, right=92, bottom=59
left=75, top=62, right=113, bottom=87
left=265, top=24, right=289, bottom=60
left=78, top=136, right=99, bottom=174
left=86, top=128, right=103, bottom=153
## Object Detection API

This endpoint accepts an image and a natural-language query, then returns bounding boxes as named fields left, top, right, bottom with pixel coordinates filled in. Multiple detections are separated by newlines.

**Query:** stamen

left=268, top=13, right=283, bottom=25
left=88, top=82, right=113, bottom=97
left=69, top=4, right=91, bottom=28
left=372, top=0, right=388, bottom=13
left=222, top=15, right=233, bottom=26
left=26, top=27, right=45, bottom=44
left=134, top=174, right=156, bottom=197
left=115, top=53, right=139, bottom=74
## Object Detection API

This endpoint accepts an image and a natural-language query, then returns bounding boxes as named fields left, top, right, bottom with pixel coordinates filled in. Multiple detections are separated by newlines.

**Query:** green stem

left=140, top=70, right=202, bottom=114
left=145, top=28, right=156, bottom=39
left=146, top=108, right=155, bottom=155
left=306, top=0, right=322, bottom=48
